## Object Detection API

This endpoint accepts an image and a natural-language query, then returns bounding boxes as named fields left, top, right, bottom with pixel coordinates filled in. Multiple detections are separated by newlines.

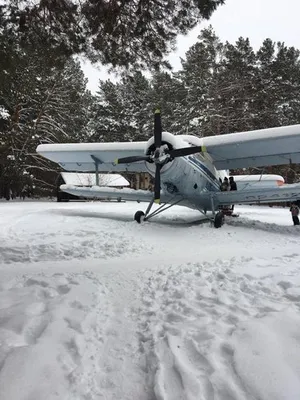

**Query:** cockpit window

left=193, top=152, right=205, bottom=162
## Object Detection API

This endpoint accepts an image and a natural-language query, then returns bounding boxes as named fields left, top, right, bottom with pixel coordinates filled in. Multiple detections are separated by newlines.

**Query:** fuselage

left=144, top=132, right=284, bottom=212
left=146, top=151, right=285, bottom=212
left=146, top=150, right=226, bottom=212
left=143, top=131, right=228, bottom=211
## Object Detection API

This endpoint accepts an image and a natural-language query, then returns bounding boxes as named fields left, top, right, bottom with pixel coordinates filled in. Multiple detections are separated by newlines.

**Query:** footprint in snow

left=154, top=333, right=214, bottom=400
left=56, top=285, right=71, bottom=295
left=64, top=317, right=83, bottom=334
left=22, top=315, right=50, bottom=345
left=24, top=278, right=49, bottom=288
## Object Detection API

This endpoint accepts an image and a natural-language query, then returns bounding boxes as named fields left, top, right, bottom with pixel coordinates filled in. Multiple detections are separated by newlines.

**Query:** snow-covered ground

left=0, top=200, right=300, bottom=400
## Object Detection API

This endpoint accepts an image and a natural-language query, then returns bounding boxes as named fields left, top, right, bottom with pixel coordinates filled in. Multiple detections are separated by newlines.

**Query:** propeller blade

left=154, top=109, right=162, bottom=148
left=154, top=164, right=161, bottom=203
left=168, top=145, right=206, bottom=158
left=114, top=155, right=150, bottom=164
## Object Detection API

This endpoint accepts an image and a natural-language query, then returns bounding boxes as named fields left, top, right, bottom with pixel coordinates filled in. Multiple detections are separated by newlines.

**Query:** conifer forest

left=1, top=1, right=300, bottom=199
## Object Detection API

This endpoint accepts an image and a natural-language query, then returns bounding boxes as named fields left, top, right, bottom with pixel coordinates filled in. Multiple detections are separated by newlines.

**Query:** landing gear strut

left=134, top=197, right=182, bottom=223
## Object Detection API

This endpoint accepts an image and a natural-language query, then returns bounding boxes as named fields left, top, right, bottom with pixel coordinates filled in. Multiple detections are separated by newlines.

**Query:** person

left=220, top=177, right=229, bottom=191
left=228, top=176, right=237, bottom=211
left=229, top=176, right=237, bottom=191
left=290, top=203, right=300, bottom=225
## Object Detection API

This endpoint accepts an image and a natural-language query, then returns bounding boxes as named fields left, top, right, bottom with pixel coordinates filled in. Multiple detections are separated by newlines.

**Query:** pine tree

left=119, top=72, right=153, bottom=141
left=149, top=71, right=187, bottom=134
left=90, top=80, right=130, bottom=142
left=273, top=42, right=300, bottom=126
left=0, top=33, right=91, bottom=198
left=219, top=37, right=257, bottom=133
left=2, top=0, right=225, bottom=71
left=253, top=39, right=278, bottom=129
left=180, top=26, right=225, bottom=136
left=90, top=72, right=153, bottom=142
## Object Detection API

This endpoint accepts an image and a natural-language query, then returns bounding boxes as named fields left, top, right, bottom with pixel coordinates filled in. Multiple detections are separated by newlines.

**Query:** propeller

left=114, top=155, right=151, bottom=164
left=154, top=164, right=161, bottom=202
left=115, top=109, right=206, bottom=203
left=154, top=109, right=162, bottom=148
left=167, top=146, right=203, bottom=158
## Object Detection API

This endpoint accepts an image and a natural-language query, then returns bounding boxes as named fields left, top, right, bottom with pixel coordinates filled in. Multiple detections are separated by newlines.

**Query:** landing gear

left=214, top=211, right=225, bottom=228
left=134, top=211, right=145, bottom=223
left=133, top=198, right=183, bottom=223
left=210, top=194, right=225, bottom=228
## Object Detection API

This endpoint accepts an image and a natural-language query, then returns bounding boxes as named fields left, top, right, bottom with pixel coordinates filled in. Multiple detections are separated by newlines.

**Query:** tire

left=134, top=210, right=145, bottom=223
left=214, top=211, right=224, bottom=228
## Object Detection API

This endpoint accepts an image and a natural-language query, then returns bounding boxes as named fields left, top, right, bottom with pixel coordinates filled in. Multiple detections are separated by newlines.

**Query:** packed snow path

left=0, top=201, right=300, bottom=400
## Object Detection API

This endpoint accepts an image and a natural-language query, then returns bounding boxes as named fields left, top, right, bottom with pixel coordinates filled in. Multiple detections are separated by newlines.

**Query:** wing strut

left=91, top=155, right=103, bottom=186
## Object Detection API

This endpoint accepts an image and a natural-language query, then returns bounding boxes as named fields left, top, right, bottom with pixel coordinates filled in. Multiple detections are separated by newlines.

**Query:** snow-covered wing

left=202, top=124, right=300, bottom=170
left=60, top=184, right=176, bottom=203
left=36, top=142, right=148, bottom=172
left=214, top=183, right=300, bottom=205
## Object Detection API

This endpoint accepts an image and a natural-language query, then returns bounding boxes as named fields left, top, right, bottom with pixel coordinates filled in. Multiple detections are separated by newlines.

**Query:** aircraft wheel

left=134, top=210, right=145, bottom=223
left=214, top=211, right=224, bottom=228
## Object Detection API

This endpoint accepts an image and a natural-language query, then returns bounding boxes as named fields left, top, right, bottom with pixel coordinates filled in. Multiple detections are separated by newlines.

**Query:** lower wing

left=214, top=184, right=300, bottom=205
left=60, top=184, right=179, bottom=203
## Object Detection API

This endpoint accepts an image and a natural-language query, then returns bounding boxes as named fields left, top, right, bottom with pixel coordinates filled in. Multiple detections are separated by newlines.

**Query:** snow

left=233, top=174, right=284, bottom=182
left=0, top=106, right=9, bottom=120
left=37, top=141, right=147, bottom=153
left=0, top=201, right=300, bottom=400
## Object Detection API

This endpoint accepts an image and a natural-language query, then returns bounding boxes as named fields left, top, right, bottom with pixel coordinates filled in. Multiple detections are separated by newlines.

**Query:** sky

left=83, top=0, right=300, bottom=93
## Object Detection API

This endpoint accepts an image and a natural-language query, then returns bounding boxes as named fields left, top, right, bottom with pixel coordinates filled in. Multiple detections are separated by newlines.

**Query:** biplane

left=37, top=110, right=300, bottom=227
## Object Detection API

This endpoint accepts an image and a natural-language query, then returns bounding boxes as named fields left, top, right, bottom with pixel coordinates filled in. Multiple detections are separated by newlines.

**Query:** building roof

left=60, top=172, right=129, bottom=187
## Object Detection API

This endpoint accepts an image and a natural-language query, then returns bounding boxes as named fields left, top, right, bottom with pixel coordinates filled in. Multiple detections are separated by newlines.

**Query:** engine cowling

left=144, top=132, right=185, bottom=176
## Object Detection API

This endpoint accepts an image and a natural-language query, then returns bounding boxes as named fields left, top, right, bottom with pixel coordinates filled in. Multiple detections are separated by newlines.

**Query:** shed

left=60, top=172, right=129, bottom=187
left=57, top=172, right=129, bottom=201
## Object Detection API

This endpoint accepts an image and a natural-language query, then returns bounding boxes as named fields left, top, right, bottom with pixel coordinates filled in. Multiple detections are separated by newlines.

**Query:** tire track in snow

left=226, top=216, right=300, bottom=237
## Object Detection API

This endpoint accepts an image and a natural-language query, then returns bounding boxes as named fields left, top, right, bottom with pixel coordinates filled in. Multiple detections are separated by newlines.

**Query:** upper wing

left=201, top=124, right=300, bottom=170
left=36, top=142, right=148, bottom=173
